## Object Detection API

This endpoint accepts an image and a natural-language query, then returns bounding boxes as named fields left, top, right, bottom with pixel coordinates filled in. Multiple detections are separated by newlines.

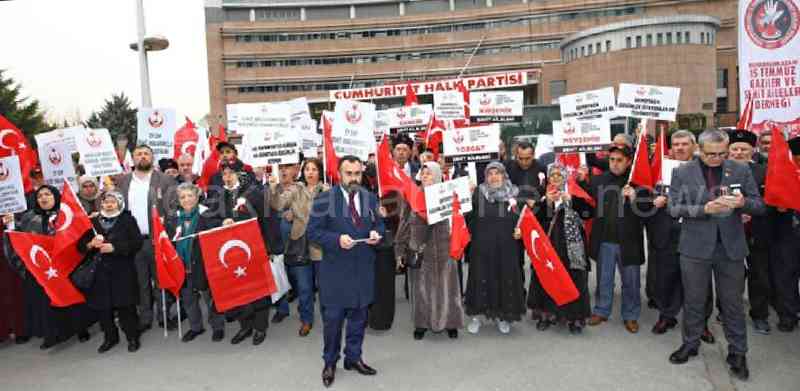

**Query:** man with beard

left=210, top=142, right=256, bottom=190
left=115, top=145, right=178, bottom=333
left=307, top=155, right=385, bottom=388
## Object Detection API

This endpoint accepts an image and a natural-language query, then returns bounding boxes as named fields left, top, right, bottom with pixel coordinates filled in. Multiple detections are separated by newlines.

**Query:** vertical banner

left=34, top=129, right=78, bottom=189
left=75, top=128, right=123, bottom=177
left=332, top=100, right=377, bottom=161
left=137, top=108, right=177, bottom=161
left=738, top=0, right=800, bottom=136
left=0, top=155, right=28, bottom=214
left=239, top=103, right=299, bottom=166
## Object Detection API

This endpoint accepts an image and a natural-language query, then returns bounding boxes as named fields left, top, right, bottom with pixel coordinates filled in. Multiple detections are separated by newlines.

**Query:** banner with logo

left=332, top=100, right=377, bottom=161
left=469, top=91, right=524, bottom=122
left=442, top=124, right=501, bottom=163
left=616, top=83, right=681, bottom=121
left=137, top=108, right=177, bottom=161
left=381, top=104, right=434, bottom=133
left=434, top=91, right=466, bottom=121
left=0, top=155, right=28, bottom=214
left=738, top=0, right=800, bottom=136
left=423, top=176, right=472, bottom=225
left=293, top=118, right=320, bottom=158
left=34, top=129, right=78, bottom=189
left=239, top=103, right=299, bottom=166
left=552, top=118, right=612, bottom=153
left=375, top=110, right=391, bottom=142
left=75, top=128, right=123, bottom=177
left=559, top=87, right=616, bottom=122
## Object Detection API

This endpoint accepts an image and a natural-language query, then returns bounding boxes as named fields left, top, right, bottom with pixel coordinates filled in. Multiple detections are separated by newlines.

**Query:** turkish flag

left=151, top=207, right=185, bottom=297
left=449, top=192, right=470, bottom=260
left=404, top=81, right=418, bottom=106
left=737, top=93, right=754, bottom=131
left=322, top=114, right=340, bottom=184
left=650, top=125, right=667, bottom=184
left=765, top=126, right=800, bottom=211
left=173, top=117, right=199, bottom=159
left=567, top=174, right=595, bottom=208
left=629, top=131, right=654, bottom=189
left=423, top=115, right=445, bottom=161
left=7, top=231, right=85, bottom=307
left=453, top=82, right=471, bottom=128
left=199, top=219, right=276, bottom=312
left=196, top=127, right=226, bottom=191
left=0, top=114, right=38, bottom=192
left=51, top=180, right=94, bottom=270
left=377, top=136, right=427, bottom=219
left=517, top=206, right=579, bottom=306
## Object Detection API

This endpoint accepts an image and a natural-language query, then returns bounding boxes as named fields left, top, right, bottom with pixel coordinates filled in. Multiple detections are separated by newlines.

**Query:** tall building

left=205, top=0, right=739, bottom=129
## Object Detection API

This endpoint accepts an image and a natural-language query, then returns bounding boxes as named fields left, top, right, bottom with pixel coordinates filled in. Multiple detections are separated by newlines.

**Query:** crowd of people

left=1, top=127, right=799, bottom=387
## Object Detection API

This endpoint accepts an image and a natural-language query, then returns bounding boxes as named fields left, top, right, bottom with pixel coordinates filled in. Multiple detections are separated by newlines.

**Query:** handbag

left=283, top=234, right=310, bottom=267
left=403, top=226, right=431, bottom=269
left=70, top=254, right=100, bottom=291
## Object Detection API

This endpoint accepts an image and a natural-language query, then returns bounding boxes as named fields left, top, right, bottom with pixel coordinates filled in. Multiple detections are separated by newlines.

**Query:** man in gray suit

left=667, top=129, right=764, bottom=381
left=115, top=145, right=178, bottom=332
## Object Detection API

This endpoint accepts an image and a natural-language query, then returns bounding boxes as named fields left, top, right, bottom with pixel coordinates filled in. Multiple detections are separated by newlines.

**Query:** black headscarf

left=31, top=184, right=61, bottom=234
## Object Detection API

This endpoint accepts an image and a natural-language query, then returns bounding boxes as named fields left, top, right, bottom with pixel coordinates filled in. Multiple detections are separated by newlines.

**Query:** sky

left=1, top=0, right=209, bottom=124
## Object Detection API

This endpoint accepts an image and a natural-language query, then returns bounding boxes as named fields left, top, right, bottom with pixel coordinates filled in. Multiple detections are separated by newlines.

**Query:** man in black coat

left=585, top=145, right=653, bottom=334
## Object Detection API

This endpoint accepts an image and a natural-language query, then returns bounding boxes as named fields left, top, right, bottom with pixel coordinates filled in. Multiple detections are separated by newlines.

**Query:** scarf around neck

left=176, top=207, right=200, bottom=266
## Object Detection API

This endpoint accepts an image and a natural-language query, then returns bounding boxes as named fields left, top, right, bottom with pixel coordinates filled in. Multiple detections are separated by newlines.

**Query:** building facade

left=205, top=0, right=740, bottom=129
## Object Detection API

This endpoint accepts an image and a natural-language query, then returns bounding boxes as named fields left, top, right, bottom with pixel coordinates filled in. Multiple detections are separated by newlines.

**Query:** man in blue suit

left=307, top=155, right=385, bottom=388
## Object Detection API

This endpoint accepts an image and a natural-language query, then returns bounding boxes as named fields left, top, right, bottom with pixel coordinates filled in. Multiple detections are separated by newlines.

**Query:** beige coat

left=270, top=181, right=328, bottom=261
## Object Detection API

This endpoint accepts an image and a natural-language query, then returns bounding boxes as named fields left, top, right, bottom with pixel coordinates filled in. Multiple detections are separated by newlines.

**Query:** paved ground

left=1, top=267, right=797, bottom=391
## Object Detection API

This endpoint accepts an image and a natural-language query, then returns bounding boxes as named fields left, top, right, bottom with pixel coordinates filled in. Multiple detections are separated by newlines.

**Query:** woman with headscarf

left=2, top=185, right=93, bottom=349
left=395, top=162, right=464, bottom=340
left=78, top=191, right=144, bottom=353
left=464, top=162, right=525, bottom=334
left=77, top=175, right=100, bottom=216
left=527, top=164, right=593, bottom=334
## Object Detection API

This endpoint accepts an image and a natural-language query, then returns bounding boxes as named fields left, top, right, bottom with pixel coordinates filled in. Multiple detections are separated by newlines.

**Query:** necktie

left=349, top=191, right=361, bottom=227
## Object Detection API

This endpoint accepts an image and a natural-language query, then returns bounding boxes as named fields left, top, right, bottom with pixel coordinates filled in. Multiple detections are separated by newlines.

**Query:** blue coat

left=307, top=186, right=385, bottom=309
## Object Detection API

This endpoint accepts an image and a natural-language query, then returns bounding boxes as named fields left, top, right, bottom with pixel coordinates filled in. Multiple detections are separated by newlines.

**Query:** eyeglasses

left=702, top=151, right=728, bottom=158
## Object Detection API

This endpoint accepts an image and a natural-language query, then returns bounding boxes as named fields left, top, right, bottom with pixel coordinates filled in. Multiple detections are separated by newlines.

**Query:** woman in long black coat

left=2, top=185, right=93, bottom=349
left=527, top=164, right=593, bottom=334
left=464, top=162, right=526, bottom=335
left=78, top=190, right=143, bottom=353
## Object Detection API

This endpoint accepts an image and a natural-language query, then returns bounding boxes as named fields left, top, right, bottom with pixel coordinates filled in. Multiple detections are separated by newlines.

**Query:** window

left=701, top=32, right=705, bottom=44
left=581, top=46, right=585, bottom=57
left=676, top=32, right=682, bottom=44
left=587, top=45, right=592, bottom=55
left=626, top=37, right=632, bottom=49
left=666, top=32, right=672, bottom=45
left=549, top=80, right=567, bottom=103
left=636, top=36, right=642, bottom=48
left=596, top=42, right=601, bottom=53
left=717, top=68, right=728, bottom=89
left=657, top=33, right=663, bottom=45
left=606, top=40, right=611, bottom=51
left=716, top=97, right=728, bottom=113
left=685, top=31, right=690, bottom=43
left=646, top=34, right=652, bottom=46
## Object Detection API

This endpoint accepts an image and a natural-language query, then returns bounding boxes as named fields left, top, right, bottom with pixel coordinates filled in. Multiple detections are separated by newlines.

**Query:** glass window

left=549, top=80, right=567, bottom=103
left=717, top=68, right=728, bottom=89
left=685, top=31, right=690, bottom=43
left=646, top=34, right=652, bottom=46
left=676, top=32, right=682, bottom=44
left=657, top=33, right=663, bottom=45
left=596, top=42, right=601, bottom=53
left=636, top=36, right=642, bottom=48
left=587, top=45, right=592, bottom=55
left=626, top=37, right=632, bottom=49
left=606, top=40, right=611, bottom=51
left=701, top=32, right=705, bottom=44
left=666, top=32, right=672, bottom=45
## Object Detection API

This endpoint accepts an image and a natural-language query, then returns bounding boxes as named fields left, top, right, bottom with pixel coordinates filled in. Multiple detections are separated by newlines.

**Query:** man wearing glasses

left=667, top=129, right=764, bottom=381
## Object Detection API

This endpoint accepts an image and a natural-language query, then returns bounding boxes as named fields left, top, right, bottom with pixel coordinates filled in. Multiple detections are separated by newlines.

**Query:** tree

left=85, top=92, right=137, bottom=150
left=0, top=70, right=50, bottom=139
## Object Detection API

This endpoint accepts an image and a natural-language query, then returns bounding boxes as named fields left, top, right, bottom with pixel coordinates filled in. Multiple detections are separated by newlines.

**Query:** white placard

left=381, top=105, right=434, bottom=133
left=294, top=118, right=321, bottom=159
left=616, top=83, right=681, bottom=121
left=470, top=90, right=524, bottom=122
left=75, top=128, right=123, bottom=177
left=534, top=134, right=554, bottom=158
left=288, top=97, right=312, bottom=123
left=332, top=100, right=377, bottom=161
left=434, top=91, right=466, bottom=121
left=0, top=156, right=28, bottom=214
left=552, top=118, right=612, bottom=153
left=442, top=124, right=501, bottom=163
left=661, top=158, right=684, bottom=187
left=239, top=103, right=299, bottom=166
left=137, top=108, right=177, bottom=161
left=559, top=87, right=616, bottom=122
left=423, top=176, right=473, bottom=225
left=35, top=130, right=78, bottom=189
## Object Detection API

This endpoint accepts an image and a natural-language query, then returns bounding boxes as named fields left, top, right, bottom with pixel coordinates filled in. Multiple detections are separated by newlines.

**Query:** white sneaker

left=467, top=317, right=481, bottom=334
left=497, top=320, right=511, bottom=334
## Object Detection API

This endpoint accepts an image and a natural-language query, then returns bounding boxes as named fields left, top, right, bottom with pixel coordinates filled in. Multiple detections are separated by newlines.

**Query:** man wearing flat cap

left=209, top=142, right=256, bottom=190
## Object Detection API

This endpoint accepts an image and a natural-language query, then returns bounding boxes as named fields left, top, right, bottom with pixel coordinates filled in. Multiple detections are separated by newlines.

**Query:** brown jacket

left=271, top=181, right=329, bottom=261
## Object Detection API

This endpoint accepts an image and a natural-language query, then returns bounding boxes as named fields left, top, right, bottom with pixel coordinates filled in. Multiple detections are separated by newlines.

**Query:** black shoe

left=127, top=338, right=140, bottom=353
left=647, top=298, right=658, bottom=309
left=701, top=327, right=716, bottom=344
left=322, top=365, right=336, bottom=388
left=669, top=344, right=698, bottom=364
left=568, top=321, right=583, bottom=335
left=727, top=353, right=749, bottom=381
left=447, top=329, right=458, bottom=339
left=230, top=328, right=253, bottom=345
left=252, top=330, right=266, bottom=345
left=138, top=323, right=152, bottom=334
left=97, top=337, right=119, bottom=354
left=77, top=330, right=91, bottom=343
left=536, top=319, right=552, bottom=331
left=652, top=317, right=678, bottom=335
left=344, top=360, right=377, bottom=376
left=14, top=336, right=30, bottom=344
left=181, top=329, right=205, bottom=343
left=212, top=330, right=225, bottom=342
left=777, top=318, right=797, bottom=332
left=287, top=290, right=297, bottom=303
left=272, top=312, right=289, bottom=324
left=413, top=328, right=427, bottom=340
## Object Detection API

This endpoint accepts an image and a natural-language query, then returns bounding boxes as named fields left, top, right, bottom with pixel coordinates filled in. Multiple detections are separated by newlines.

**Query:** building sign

left=329, top=71, right=529, bottom=100
left=442, top=124, right=501, bottom=163
left=559, top=87, right=616, bottom=122
left=469, top=90, right=524, bottom=122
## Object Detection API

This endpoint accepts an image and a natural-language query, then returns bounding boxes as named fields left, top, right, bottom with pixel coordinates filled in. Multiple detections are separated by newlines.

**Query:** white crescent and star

left=181, top=141, right=197, bottom=155
left=56, top=204, right=74, bottom=232
left=0, top=129, right=15, bottom=150
left=29, top=245, right=59, bottom=279
left=218, top=240, right=252, bottom=270
left=529, top=230, right=541, bottom=260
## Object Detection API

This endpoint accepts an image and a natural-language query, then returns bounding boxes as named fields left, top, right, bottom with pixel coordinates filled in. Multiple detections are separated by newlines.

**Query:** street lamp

left=129, top=0, right=169, bottom=108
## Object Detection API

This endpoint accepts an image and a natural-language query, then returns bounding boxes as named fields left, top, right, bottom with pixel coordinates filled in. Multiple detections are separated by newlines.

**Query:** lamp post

left=130, top=0, right=169, bottom=108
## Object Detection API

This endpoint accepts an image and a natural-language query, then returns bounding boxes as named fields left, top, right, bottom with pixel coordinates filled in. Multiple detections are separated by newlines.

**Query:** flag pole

left=176, top=293, right=182, bottom=338
left=161, top=289, right=168, bottom=339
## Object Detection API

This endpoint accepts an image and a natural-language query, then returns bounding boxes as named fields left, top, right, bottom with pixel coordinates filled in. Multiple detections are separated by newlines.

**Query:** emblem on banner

left=745, top=0, right=800, bottom=49
left=396, top=107, right=407, bottom=120
left=0, top=162, right=9, bottom=182
left=86, top=131, right=103, bottom=148
left=453, top=129, right=465, bottom=144
left=48, top=148, right=62, bottom=165
left=346, top=104, right=362, bottom=124
left=479, top=93, right=492, bottom=106
left=563, top=122, right=577, bottom=135
left=148, top=110, right=165, bottom=128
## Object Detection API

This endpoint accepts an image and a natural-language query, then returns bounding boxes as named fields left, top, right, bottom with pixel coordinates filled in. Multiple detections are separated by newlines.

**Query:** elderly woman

left=527, top=164, right=593, bottom=334
left=464, top=162, right=525, bottom=334
left=77, top=175, right=100, bottom=216
left=395, top=161, right=464, bottom=340
left=165, top=183, right=225, bottom=343
left=3, top=185, right=93, bottom=349
left=78, top=191, right=144, bottom=353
